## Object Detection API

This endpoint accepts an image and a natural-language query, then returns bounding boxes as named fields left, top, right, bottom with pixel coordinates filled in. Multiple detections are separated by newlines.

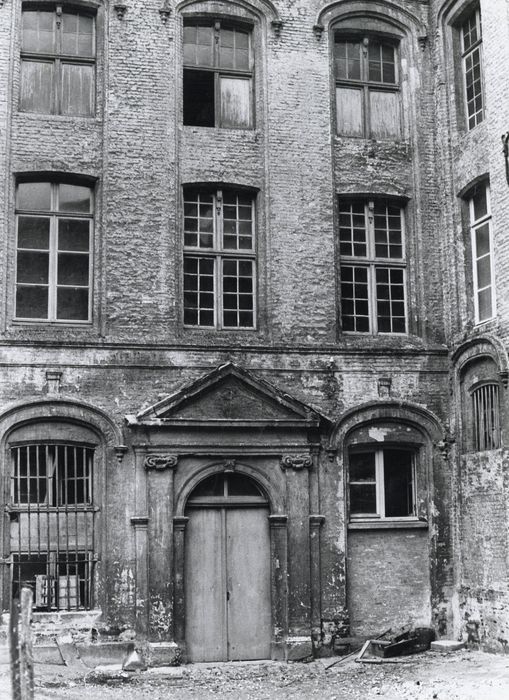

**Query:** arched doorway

left=184, top=472, right=271, bottom=662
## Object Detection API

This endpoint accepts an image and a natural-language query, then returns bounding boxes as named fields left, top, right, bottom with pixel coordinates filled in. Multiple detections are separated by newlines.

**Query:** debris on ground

left=357, top=626, right=436, bottom=662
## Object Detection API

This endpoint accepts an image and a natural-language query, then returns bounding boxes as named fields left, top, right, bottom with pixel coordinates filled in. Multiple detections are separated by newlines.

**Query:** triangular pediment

left=128, top=363, right=324, bottom=427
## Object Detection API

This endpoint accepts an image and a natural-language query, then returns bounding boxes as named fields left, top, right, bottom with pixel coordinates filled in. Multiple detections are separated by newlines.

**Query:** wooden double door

left=185, top=488, right=271, bottom=662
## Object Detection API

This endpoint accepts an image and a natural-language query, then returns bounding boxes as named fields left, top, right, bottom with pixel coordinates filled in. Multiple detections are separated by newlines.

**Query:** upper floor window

left=461, top=6, right=484, bottom=130
left=15, top=180, right=93, bottom=322
left=349, top=447, right=415, bottom=520
left=339, top=199, right=406, bottom=333
left=183, top=187, right=256, bottom=329
left=468, top=183, right=494, bottom=323
left=183, top=19, right=253, bottom=128
left=471, top=382, right=500, bottom=451
left=20, top=5, right=95, bottom=116
left=335, top=34, right=400, bottom=139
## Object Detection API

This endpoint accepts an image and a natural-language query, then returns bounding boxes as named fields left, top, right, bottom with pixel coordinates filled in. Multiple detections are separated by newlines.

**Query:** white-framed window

left=183, top=187, right=256, bottom=329
left=183, top=19, right=253, bottom=128
left=334, top=34, right=400, bottom=139
left=9, top=442, right=95, bottom=610
left=471, top=382, right=500, bottom=451
left=339, top=199, right=406, bottom=333
left=15, top=180, right=93, bottom=323
left=20, top=4, right=95, bottom=116
left=461, top=6, right=484, bottom=130
left=469, top=183, right=494, bottom=323
left=349, top=448, right=415, bottom=519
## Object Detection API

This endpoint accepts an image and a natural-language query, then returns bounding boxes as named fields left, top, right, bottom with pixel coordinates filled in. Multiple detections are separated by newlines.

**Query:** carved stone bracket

left=159, top=6, right=171, bottom=24
left=115, top=445, right=128, bottom=463
left=418, top=35, right=428, bottom=50
left=309, top=515, right=325, bottom=528
left=499, top=370, right=509, bottom=388
left=326, top=448, right=337, bottom=462
left=144, top=454, right=178, bottom=471
left=46, top=369, right=62, bottom=395
left=378, top=377, right=392, bottom=398
left=313, top=24, right=324, bottom=40
left=280, top=454, right=312, bottom=471
left=271, top=20, right=283, bottom=38
left=436, top=436, right=455, bottom=461
left=114, top=4, right=127, bottom=20
left=222, top=459, right=236, bottom=472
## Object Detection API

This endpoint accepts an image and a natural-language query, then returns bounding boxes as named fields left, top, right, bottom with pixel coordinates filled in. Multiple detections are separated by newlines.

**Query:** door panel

left=185, top=505, right=271, bottom=662
left=226, top=508, right=271, bottom=660
left=185, top=508, right=227, bottom=662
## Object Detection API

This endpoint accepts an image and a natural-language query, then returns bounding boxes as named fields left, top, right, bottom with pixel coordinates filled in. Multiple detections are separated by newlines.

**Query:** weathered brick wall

left=431, top=0, right=509, bottom=651
left=0, top=0, right=458, bottom=648
left=347, top=529, right=431, bottom=637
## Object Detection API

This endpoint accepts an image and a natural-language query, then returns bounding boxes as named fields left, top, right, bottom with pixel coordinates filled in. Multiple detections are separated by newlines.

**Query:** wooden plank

left=226, top=507, right=271, bottom=661
left=220, top=77, right=251, bottom=127
left=185, top=508, right=226, bottom=662
left=369, top=90, right=400, bottom=139
left=336, top=86, right=363, bottom=136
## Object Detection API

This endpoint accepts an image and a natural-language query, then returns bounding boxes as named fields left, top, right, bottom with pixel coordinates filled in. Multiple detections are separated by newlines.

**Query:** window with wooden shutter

left=20, top=5, right=95, bottom=116
left=183, top=20, right=253, bottom=128
left=335, top=35, right=400, bottom=139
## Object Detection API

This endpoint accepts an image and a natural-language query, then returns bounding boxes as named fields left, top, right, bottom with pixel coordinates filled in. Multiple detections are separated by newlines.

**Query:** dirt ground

left=1, top=648, right=508, bottom=700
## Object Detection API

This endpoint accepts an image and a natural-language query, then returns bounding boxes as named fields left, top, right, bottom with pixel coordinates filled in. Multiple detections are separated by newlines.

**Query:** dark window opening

left=183, top=69, right=215, bottom=127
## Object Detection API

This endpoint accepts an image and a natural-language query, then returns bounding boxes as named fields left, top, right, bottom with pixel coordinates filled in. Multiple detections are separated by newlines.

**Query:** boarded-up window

left=183, top=20, right=253, bottom=128
left=20, top=8, right=95, bottom=116
left=336, top=87, right=363, bottom=137
left=335, top=34, right=400, bottom=139
left=369, top=91, right=400, bottom=139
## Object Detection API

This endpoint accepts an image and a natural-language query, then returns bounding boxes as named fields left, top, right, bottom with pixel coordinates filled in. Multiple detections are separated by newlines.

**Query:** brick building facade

left=0, top=0, right=508, bottom=664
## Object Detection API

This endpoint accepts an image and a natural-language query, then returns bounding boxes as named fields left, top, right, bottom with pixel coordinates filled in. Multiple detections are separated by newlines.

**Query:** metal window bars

left=472, top=384, right=500, bottom=452
left=9, top=444, right=95, bottom=610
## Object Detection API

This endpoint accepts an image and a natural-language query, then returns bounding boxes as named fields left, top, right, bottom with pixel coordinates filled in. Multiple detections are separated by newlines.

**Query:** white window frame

left=469, top=184, right=495, bottom=324
left=15, top=181, right=93, bottom=323
left=183, top=188, right=257, bottom=330
left=460, top=6, right=484, bottom=131
left=349, top=448, right=416, bottom=521
left=339, top=199, right=407, bottom=334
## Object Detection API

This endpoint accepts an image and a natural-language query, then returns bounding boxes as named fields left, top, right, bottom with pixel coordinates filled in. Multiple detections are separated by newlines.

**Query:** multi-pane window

left=339, top=200, right=406, bottom=333
left=335, top=35, right=400, bottom=138
left=461, top=7, right=483, bottom=130
left=183, top=187, right=256, bottom=328
left=349, top=448, right=415, bottom=519
left=183, top=20, right=253, bottom=128
left=10, top=443, right=95, bottom=610
left=20, top=5, right=95, bottom=116
left=469, top=184, right=494, bottom=323
left=15, top=181, right=93, bottom=322
left=471, top=383, right=500, bottom=452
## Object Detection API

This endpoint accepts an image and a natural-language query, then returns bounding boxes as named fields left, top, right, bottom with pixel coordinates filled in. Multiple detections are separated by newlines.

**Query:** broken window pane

left=183, top=69, right=215, bottom=126
left=383, top=450, right=413, bottom=517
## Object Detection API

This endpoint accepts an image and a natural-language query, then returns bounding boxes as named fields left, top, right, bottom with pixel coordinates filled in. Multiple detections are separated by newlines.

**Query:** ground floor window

left=8, top=442, right=96, bottom=610
left=349, top=447, right=415, bottom=519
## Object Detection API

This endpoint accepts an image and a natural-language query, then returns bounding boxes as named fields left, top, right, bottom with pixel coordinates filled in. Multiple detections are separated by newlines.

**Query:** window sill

left=348, top=518, right=428, bottom=530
